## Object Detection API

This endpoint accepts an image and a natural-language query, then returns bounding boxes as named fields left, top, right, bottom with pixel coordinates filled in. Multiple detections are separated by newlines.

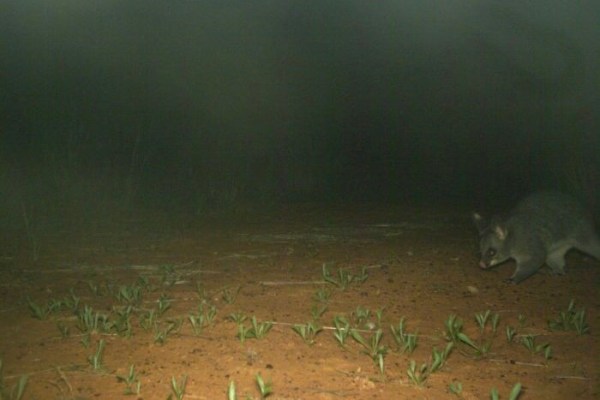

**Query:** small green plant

left=506, top=326, right=517, bottom=343
left=352, top=306, right=371, bottom=327
left=87, top=339, right=106, bottom=371
left=322, top=263, right=354, bottom=290
left=374, top=308, right=384, bottom=327
left=548, top=299, right=590, bottom=335
left=168, top=375, right=187, bottom=400
left=63, top=289, right=80, bottom=312
left=77, top=305, right=109, bottom=334
left=255, top=373, right=273, bottom=399
left=444, top=314, right=464, bottom=343
left=222, top=286, right=241, bottom=304
left=0, top=359, right=29, bottom=400
left=457, top=332, right=491, bottom=357
left=238, top=317, right=272, bottom=342
left=115, top=284, right=143, bottom=305
left=350, top=329, right=387, bottom=365
left=449, top=380, right=463, bottom=396
left=156, top=294, right=171, bottom=316
left=154, top=319, right=182, bottom=344
left=139, top=309, right=157, bottom=331
left=517, top=314, right=527, bottom=328
left=475, top=310, right=491, bottom=333
left=292, top=322, right=322, bottom=345
left=27, top=298, right=50, bottom=320
left=117, top=364, right=141, bottom=395
left=227, top=380, right=236, bottom=400
left=56, top=322, right=70, bottom=338
left=354, top=267, right=369, bottom=283
left=430, top=342, right=454, bottom=373
left=87, top=281, right=101, bottom=296
left=390, top=317, right=418, bottom=354
left=333, top=316, right=351, bottom=347
left=313, top=287, right=332, bottom=303
left=490, top=382, right=522, bottom=400
left=521, top=335, right=551, bottom=359
left=227, top=312, right=247, bottom=325
left=490, top=313, right=500, bottom=333
left=406, top=360, right=428, bottom=387
left=310, top=304, right=328, bottom=321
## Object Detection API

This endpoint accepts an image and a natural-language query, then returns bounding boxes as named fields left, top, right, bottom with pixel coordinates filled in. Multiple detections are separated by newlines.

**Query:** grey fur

left=472, top=192, right=600, bottom=283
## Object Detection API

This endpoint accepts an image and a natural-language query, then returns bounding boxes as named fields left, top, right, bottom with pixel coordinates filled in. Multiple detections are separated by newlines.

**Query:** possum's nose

left=479, top=260, right=490, bottom=269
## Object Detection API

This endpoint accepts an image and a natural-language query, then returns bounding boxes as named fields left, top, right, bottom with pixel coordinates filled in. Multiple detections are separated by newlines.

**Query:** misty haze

left=0, top=2, right=598, bottom=399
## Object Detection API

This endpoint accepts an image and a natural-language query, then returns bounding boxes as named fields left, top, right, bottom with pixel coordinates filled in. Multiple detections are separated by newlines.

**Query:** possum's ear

left=472, top=212, right=487, bottom=233
left=493, top=224, right=508, bottom=241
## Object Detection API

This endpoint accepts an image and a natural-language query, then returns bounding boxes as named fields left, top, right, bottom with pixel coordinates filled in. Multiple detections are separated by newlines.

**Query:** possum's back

left=510, top=192, right=591, bottom=242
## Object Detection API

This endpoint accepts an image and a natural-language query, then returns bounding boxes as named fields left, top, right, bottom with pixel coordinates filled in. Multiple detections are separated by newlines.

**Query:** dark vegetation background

left=1, top=1, right=599, bottom=233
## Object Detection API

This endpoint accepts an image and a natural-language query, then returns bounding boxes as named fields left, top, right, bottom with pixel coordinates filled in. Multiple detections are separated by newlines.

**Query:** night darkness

left=1, top=1, right=599, bottom=225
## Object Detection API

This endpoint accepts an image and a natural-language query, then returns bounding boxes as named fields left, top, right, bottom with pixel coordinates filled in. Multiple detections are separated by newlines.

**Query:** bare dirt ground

left=0, top=204, right=598, bottom=400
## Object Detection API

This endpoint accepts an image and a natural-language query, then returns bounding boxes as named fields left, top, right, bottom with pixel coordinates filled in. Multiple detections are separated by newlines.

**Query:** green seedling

left=430, top=342, right=454, bottom=373
left=63, top=289, right=80, bottom=312
left=87, top=339, right=106, bottom=371
left=188, top=313, right=205, bottom=335
left=227, top=312, right=247, bottom=325
left=521, top=335, right=551, bottom=359
left=322, top=263, right=354, bottom=290
left=194, top=281, right=207, bottom=300
left=87, top=281, right=101, bottom=296
left=115, top=284, right=143, bottom=305
left=350, top=329, right=387, bottom=364
left=237, top=324, right=251, bottom=343
left=444, top=314, right=464, bottom=343
left=222, top=286, right=241, bottom=304
left=27, top=299, right=50, bottom=320
left=248, top=317, right=272, bottom=339
left=157, top=294, right=171, bottom=316
left=449, top=380, right=463, bottom=396
left=168, top=375, right=187, bottom=400
left=159, top=264, right=177, bottom=286
left=0, top=359, right=29, bottom=400
left=475, top=310, right=491, bottom=333
left=375, top=308, right=384, bottom=327
left=292, top=322, right=322, bottom=345
left=190, top=302, right=217, bottom=332
left=548, top=299, right=590, bottom=335
left=457, top=332, right=491, bottom=357
left=352, top=306, right=371, bottom=327
left=517, top=314, right=527, bottom=328
left=227, top=380, right=237, bottom=400
left=390, top=317, right=418, bottom=354
left=80, top=333, right=91, bottom=348
left=333, top=316, right=351, bottom=347
left=154, top=319, right=182, bottom=344
left=56, top=322, right=70, bottom=338
left=139, top=309, right=157, bottom=331
left=354, top=267, right=369, bottom=283
left=310, top=304, right=328, bottom=321
left=112, top=306, right=134, bottom=338
left=136, top=275, right=150, bottom=290
left=406, top=360, right=428, bottom=387
left=313, top=287, right=332, bottom=303
left=490, top=313, right=500, bottom=333
left=506, top=326, right=517, bottom=343
left=490, top=382, right=522, bottom=400
left=256, top=373, right=273, bottom=399
left=238, top=317, right=272, bottom=342
left=77, top=305, right=109, bottom=334
left=117, top=364, right=141, bottom=395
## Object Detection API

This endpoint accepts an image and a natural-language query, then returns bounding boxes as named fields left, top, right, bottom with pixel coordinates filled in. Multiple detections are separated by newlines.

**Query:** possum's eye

left=486, top=249, right=496, bottom=258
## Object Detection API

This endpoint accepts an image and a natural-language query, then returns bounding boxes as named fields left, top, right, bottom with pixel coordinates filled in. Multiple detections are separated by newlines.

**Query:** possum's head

left=472, top=213, right=512, bottom=269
